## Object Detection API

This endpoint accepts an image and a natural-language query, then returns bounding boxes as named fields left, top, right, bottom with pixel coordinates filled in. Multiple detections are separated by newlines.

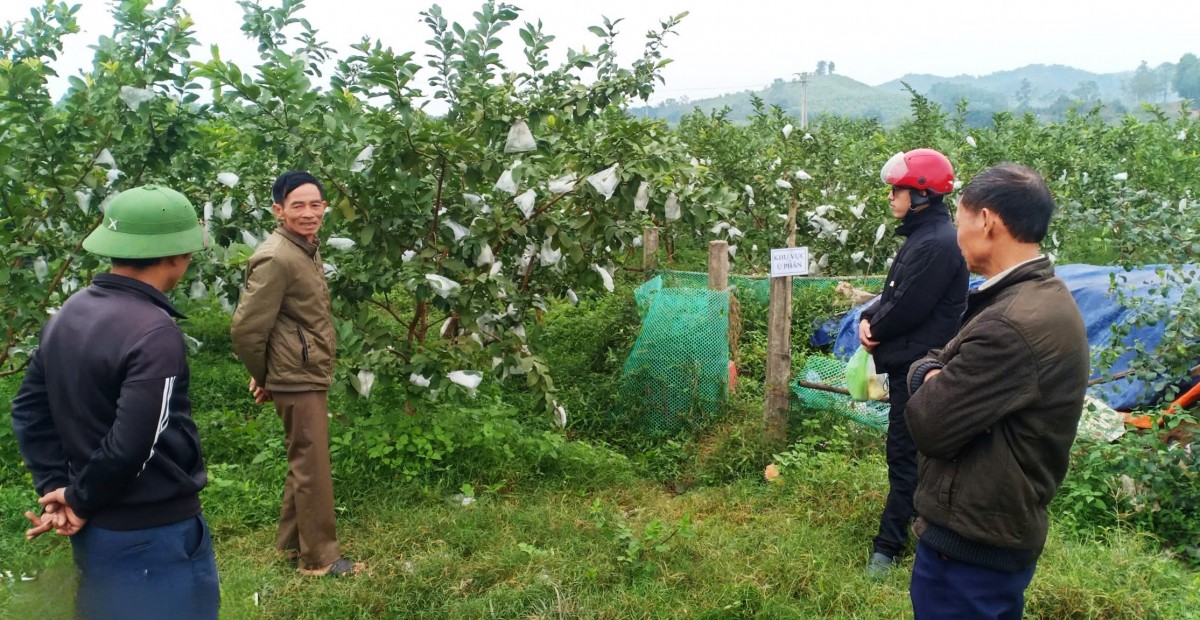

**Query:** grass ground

left=2, top=278, right=1198, bottom=618
left=4, top=449, right=1196, bottom=618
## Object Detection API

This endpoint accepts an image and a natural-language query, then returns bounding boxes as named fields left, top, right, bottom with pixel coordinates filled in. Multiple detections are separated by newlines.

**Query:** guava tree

left=193, top=0, right=735, bottom=414
left=1, top=0, right=222, bottom=375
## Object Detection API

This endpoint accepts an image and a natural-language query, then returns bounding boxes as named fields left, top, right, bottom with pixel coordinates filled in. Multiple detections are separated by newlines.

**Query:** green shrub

left=1053, top=419, right=1200, bottom=566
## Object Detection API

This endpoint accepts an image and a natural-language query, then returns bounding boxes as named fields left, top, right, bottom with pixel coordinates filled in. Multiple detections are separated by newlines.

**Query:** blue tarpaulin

left=811, top=264, right=1199, bottom=410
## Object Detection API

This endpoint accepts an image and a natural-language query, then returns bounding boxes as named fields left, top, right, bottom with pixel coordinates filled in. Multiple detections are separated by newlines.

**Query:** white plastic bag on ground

left=586, top=164, right=619, bottom=200
left=504, top=119, right=537, bottom=153
left=515, top=189, right=536, bottom=219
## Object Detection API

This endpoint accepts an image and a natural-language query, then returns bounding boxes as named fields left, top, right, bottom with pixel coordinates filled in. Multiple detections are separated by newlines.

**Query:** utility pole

left=794, top=71, right=812, bottom=129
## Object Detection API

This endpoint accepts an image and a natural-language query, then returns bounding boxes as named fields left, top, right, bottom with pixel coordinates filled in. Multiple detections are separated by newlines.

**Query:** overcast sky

left=4, top=0, right=1198, bottom=104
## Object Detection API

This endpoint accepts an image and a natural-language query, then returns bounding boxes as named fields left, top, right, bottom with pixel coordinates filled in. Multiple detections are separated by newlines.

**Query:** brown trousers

left=272, top=390, right=340, bottom=569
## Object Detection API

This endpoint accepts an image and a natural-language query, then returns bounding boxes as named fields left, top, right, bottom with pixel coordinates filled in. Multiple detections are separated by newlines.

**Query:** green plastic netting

left=620, top=271, right=890, bottom=434
left=620, top=276, right=731, bottom=433
left=645, top=270, right=884, bottom=305
left=792, top=355, right=890, bottom=431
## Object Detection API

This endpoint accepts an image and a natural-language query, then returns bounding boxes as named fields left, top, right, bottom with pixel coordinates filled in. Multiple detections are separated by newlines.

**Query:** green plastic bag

left=846, top=346, right=888, bottom=402
left=846, top=346, right=871, bottom=401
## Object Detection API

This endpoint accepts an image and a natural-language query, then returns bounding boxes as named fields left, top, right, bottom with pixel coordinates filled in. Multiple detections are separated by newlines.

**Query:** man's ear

left=272, top=202, right=284, bottom=219
left=981, top=208, right=1011, bottom=239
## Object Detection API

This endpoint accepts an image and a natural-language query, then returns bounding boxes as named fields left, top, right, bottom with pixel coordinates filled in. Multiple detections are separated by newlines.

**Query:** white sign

left=770, top=247, right=810, bottom=277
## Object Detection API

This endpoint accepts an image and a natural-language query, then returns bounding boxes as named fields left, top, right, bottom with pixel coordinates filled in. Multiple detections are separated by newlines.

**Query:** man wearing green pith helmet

left=11, top=185, right=220, bottom=619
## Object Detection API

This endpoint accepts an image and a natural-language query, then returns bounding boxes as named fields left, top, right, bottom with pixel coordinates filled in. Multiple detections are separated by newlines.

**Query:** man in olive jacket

left=905, top=164, right=1089, bottom=619
left=231, top=171, right=360, bottom=577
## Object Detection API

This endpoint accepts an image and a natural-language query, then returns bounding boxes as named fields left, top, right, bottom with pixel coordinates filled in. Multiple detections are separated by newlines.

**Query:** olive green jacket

left=231, top=227, right=336, bottom=392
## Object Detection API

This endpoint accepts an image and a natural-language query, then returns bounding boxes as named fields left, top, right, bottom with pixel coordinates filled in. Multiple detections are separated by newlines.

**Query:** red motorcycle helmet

left=880, top=148, right=955, bottom=195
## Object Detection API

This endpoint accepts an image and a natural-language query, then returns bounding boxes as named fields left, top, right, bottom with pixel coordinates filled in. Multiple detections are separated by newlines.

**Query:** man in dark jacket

left=905, top=164, right=1089, bottom=619
left=11, top=185, right=219, bottom=618
left=859, top=148, right=969, bottom=576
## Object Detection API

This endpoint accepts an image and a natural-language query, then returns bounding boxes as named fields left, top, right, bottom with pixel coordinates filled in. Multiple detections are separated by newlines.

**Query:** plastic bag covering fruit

left=664, top=193, right=680, bottom=221
left=586, top=164, right=619, bottom=200
left=515, top=189, right=536, bottom=219
left=634, top=181, right=650, bottom=211
left=494, top=169, right=518, bottom=195
left=504, top=120, right=537, bottom=153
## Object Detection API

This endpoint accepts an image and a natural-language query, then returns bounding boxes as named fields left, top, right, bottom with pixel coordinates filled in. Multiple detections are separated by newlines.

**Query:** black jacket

left=11, top=274, right=206, bottom=530
left=860, top=203, right=968, bottom=371
left=906, top=258, right=1089, bottom=570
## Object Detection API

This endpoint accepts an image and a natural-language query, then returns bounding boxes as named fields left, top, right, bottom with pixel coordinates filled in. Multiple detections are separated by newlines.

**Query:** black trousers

left=873, top=366, right=918, bottom=558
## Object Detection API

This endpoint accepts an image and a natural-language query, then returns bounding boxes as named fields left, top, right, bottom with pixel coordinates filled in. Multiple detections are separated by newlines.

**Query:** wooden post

left=764, top=196, right=800, bottom=447
left=708, top=240, right=729, bottom=291
left=643, top=226, right=659, bottom=279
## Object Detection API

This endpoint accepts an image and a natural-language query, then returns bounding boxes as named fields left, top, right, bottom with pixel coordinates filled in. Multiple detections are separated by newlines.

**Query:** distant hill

left=632, top=74, right=911, bottom=124
left=632, top=63, right=1177, bottom=126
left=877, top=64, right=1130, bottom=106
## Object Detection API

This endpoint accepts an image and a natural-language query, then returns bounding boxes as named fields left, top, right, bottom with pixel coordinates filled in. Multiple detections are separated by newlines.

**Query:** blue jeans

left=71, top=514, right=219, bottom=620
left=910, top=541, right=1036, bottom=620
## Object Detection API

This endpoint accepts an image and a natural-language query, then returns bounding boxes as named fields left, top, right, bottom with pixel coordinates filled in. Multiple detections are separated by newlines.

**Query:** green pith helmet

left=83, top=185, right=208, bottom=259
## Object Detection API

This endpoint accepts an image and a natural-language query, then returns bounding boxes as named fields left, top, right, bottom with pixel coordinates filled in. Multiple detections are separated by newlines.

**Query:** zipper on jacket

left=296, top=327, right=310, bottom=366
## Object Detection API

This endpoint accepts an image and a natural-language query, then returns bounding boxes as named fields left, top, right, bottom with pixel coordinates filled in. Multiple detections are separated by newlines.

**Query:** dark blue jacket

left=861, top=202, right=968, bottom=371
left=11, top=274, right=206, bottom=530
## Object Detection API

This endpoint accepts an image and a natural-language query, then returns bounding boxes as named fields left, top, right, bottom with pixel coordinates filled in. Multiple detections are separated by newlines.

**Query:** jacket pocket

left=937, top=460, right=959, bottom=508
left=296, top=328, right=310, bottom=366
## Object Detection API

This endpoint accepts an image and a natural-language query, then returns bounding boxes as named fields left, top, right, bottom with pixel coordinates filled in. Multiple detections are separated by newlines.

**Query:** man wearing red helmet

left=859, top=148, right=969, bottom=577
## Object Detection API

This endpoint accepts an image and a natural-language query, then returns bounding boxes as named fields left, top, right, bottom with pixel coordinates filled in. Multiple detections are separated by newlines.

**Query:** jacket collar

left=275, top=225, right=320, bottom=258
left=896, top=202, right=950, bottom=237
left=967, top=256, right=1054, bottom=309
left=92, top=273, right=185, bottom=319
